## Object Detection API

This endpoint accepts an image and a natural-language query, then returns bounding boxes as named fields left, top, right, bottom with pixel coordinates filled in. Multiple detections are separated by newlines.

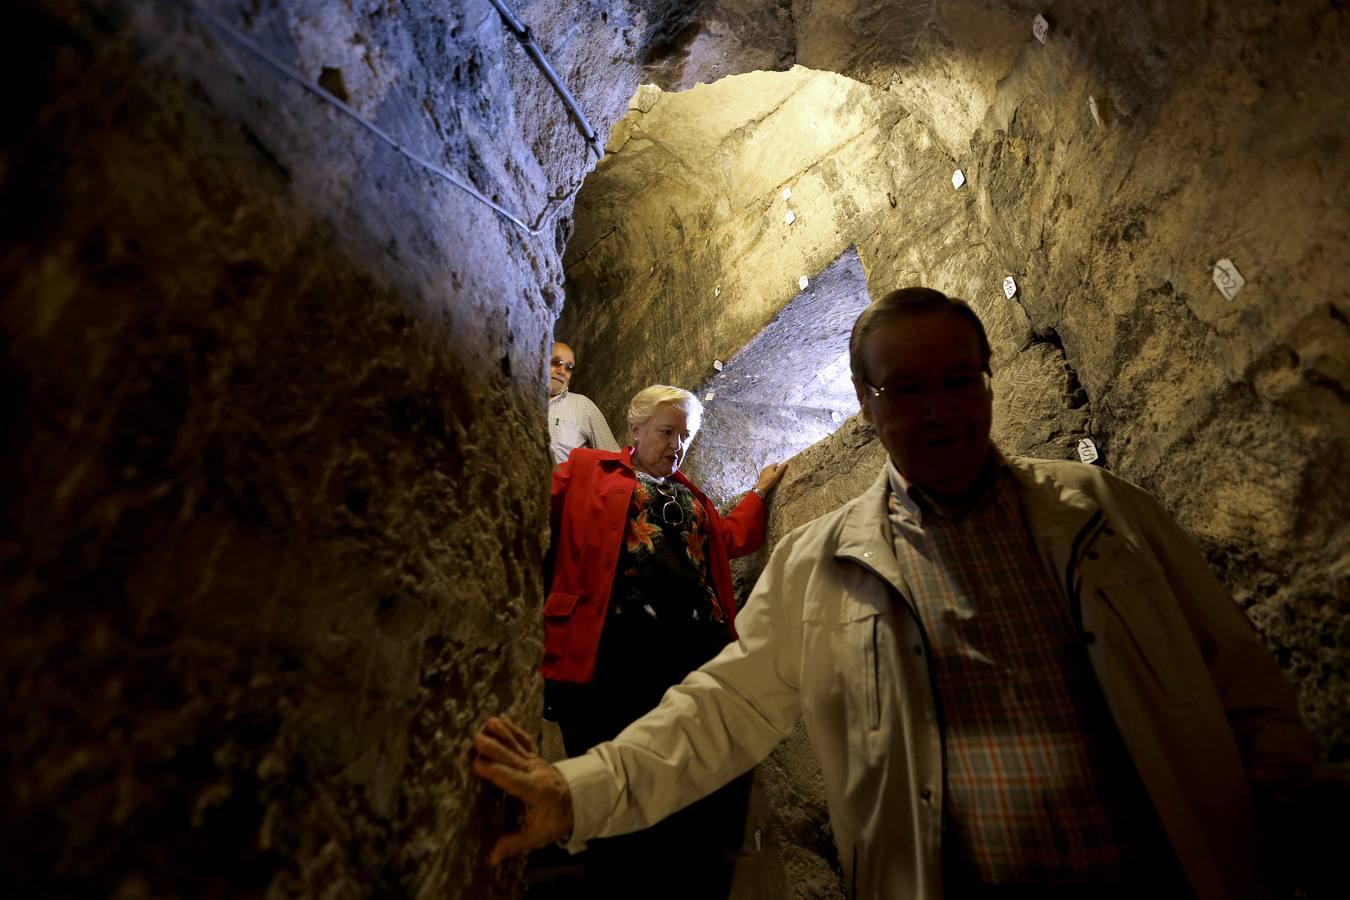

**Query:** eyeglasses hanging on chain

left=653, top=482, right=684, bottom=526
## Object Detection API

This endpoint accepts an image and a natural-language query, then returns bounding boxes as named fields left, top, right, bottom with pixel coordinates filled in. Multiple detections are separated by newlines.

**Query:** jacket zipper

left=1064, top=510, right=1107, bottom=630
left=843, top=554, right=948, bottom=890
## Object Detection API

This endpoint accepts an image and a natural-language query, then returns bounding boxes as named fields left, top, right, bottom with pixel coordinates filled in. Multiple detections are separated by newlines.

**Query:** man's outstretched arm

left=475, top=525, right=809, bottom=860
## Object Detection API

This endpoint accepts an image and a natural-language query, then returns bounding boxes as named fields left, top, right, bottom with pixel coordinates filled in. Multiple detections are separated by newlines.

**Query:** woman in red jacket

left=543, top=384, right=787, bottom=898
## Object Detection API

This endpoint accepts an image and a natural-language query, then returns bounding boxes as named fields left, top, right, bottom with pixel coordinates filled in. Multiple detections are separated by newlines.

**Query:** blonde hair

left=626, top=385, right=703, bottom=432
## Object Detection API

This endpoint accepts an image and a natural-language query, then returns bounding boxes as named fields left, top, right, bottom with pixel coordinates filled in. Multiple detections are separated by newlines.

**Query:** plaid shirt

left=886, top=460, right=1144, bottom=887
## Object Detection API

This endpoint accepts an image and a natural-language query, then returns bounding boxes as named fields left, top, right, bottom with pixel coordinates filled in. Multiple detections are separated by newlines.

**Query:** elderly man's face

left=854, top=312, right=993, bottom=497
left=549, top=343, right=575, bottom=398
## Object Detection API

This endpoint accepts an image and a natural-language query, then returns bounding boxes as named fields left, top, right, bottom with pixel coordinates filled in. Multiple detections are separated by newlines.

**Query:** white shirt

left=548, top=389, right=620, bottom=463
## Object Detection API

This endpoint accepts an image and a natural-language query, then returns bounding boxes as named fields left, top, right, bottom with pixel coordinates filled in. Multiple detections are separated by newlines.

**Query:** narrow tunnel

left=3, top=1, right=1348, bottom=898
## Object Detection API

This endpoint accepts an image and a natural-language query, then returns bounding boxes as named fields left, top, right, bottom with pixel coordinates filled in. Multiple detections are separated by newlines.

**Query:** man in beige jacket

left=476, top=288, right=1335, bottom=898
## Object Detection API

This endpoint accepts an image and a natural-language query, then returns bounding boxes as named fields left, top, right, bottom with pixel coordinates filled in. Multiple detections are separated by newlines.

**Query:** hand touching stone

left=472, top=716, right=574, bottom=865
left=754, top=460, right=790, bottom=496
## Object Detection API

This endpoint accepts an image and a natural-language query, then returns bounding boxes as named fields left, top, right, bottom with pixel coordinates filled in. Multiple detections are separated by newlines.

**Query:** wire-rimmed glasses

left=652, top=481, right=684, bottom=525
left=862, top=370, right=991, bottom=415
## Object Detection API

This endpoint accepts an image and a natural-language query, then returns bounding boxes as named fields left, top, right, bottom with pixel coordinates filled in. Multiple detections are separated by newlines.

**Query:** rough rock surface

left=1, top=0, right=649, bottom=895
left=562, top=66, right=932, bottom=447
left=685, top=247, right=870, bottom=503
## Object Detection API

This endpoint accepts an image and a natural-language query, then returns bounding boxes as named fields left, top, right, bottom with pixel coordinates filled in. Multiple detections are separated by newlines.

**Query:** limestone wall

left=1, top=0, right=645, bottom=894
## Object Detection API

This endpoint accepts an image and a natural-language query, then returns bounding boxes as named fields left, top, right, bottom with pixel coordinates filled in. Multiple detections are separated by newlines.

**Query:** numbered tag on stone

left=1002, top=275, right=1018, bottom=299
left=704, top=391, right=716, bottom=402
left=713, top=285, right=721, bottom=297
left=713, top=359, right=723, bottom=372
left=798, top=275, right=810, bottom=291
left=782, top=187, right=793, bottom=201
left=1088, top=95, right=1102, bottom=128
left=1212, top=258, right=1246, bottom=300
left=784, top=209, right=796, bottom=226
left=952, top=169, right=966, bottom=190
left=1077, top=438, right=1100, bottom=465
left=1033, top=14, right=1050, bottom=44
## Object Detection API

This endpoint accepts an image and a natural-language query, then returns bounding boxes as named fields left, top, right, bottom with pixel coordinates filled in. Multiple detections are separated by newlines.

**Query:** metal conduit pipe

left=486, top=0, right=605, bottom=160
left=186, top=2, right=570, bottom=237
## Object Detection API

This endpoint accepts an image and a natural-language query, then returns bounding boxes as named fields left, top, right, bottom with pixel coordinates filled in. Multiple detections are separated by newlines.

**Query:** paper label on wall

left=712, top=359, right=723, bottom=372
left=1077, top=438, right=1100, bottom=465
left=1088, top=95, right=1102, bottom=127
left=798, top=275, right=810, bottom=291
left=1002, top=276, right=1018, bottom=299
left=784, top=210, right=796, bottom=226
left=1212, top=258, right=1245, bottom=300
left=781, top=187, right=792, bottom=201
left=1033, top=14, right=1050, bottom=43
left=951, top=169, right=966, bottom=190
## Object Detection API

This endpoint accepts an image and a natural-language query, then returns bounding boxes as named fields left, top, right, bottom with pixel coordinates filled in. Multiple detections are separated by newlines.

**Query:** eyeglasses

left=863, top=370, right=990, bottom=414
left=550, top=357, right=576, bottom=372
left=652, top=481, right=684, bottom=526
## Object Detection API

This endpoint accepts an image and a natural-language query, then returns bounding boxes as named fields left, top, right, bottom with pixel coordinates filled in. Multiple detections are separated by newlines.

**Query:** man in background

left=548, top=340, right=619, bottom=464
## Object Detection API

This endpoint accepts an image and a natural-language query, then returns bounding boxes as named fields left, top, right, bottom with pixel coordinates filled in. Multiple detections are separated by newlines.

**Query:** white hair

left=626, top=385, right=703, bottom=432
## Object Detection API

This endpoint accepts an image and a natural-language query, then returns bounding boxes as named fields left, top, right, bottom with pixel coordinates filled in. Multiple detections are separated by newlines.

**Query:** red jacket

left=542, top=447, right=767, bottom=683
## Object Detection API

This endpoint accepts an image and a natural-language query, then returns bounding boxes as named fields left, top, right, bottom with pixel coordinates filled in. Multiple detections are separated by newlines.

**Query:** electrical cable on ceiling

left=187, top=2, right=589, bottom=238
left=485, top=0, right=604, bottom=161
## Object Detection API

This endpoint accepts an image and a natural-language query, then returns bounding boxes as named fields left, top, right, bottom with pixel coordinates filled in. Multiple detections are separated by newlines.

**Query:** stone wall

left=1, top=0, right=647, bottom=895
left=559, top=68, right=906, bottom=434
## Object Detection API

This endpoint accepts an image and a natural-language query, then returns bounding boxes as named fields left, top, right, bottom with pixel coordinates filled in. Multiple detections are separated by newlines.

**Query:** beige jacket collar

left=834, top=452, right=1110, bottom=606
left=835, top=464, right=905, bottom=590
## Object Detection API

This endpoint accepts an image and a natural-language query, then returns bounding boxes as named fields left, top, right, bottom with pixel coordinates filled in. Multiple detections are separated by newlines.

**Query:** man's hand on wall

left=472, top=716, right=574, bottom=864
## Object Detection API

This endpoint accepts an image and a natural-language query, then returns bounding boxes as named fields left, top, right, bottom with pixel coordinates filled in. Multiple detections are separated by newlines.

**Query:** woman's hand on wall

left=754, top=460, right=790, bottom=496
left=472, top=716, right=574, bottom=864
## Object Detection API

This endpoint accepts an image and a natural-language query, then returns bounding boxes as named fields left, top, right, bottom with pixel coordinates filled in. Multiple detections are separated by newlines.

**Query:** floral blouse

left=587, top=472, right=736, bottom=716
left=608, top=473, right=724, bottom=627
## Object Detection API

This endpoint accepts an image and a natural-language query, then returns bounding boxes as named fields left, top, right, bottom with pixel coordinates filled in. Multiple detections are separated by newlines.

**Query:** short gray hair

left=627, top=385, right=703, bottom=432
